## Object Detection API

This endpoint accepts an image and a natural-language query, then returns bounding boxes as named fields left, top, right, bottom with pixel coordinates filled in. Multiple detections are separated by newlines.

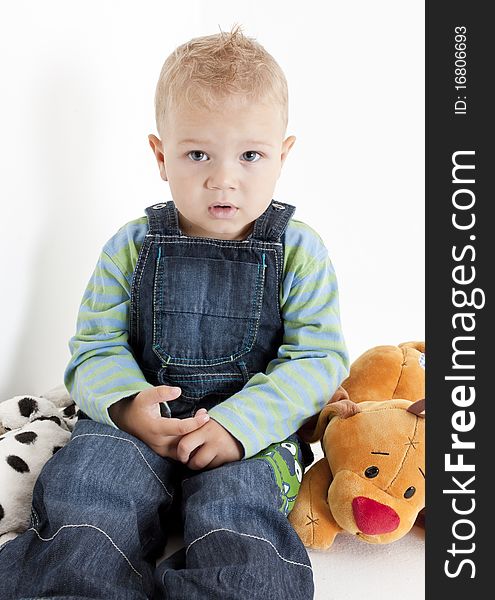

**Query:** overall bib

left=129, top=198, right=295, bottom=419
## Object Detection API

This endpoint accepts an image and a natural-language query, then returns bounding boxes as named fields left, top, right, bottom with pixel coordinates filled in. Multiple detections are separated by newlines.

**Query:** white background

left=0, top=0, right=424, bottom=400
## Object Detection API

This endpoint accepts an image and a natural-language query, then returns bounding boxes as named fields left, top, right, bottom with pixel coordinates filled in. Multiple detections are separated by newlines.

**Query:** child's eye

left=241, top=151, right=261, bottom=163
left=187, top=151, right=209, bottom=162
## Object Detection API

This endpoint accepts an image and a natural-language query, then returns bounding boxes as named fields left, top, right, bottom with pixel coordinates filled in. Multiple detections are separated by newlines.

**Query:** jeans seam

left=71, top=433, right=173, bottom=500
left=145, top=236, right=283, bottom=248
left=26, top=524, right=143, bottom=579
left=185, top=527, right=312, bottom=571
left=254, top=458, right=283, bottom=506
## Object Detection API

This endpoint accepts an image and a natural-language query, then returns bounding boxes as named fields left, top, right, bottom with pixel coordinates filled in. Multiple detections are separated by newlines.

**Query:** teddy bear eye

left=364, top=466, right=379, bottom=478
left=404, top=486, right=416, bottom=498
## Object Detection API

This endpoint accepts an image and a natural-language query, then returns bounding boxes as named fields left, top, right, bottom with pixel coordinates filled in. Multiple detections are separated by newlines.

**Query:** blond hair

left=154, top=24, right=288, bottom=136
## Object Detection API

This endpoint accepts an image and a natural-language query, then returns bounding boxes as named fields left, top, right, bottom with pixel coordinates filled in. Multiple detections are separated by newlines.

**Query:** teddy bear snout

left=352, top=496, right=400, bottom=535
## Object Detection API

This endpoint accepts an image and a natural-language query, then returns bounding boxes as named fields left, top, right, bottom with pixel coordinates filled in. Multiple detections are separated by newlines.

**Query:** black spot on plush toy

left=0, top=385, right=78, bottom=547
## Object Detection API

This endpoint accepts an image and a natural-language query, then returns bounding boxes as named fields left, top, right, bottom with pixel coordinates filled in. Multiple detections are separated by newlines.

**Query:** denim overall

left=128, top=198, right=295, bottom=419
left=0, top=200, right=315, bottom=600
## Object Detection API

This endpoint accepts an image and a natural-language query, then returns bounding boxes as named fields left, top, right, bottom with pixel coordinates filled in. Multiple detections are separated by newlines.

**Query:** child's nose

left=206, top=163, right=238, bottom=190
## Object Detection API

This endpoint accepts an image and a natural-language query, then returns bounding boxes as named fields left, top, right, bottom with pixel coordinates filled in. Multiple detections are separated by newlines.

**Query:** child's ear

left=280, top=135, right=296, bottom=167
left=148, top=134, right=168, bottom=181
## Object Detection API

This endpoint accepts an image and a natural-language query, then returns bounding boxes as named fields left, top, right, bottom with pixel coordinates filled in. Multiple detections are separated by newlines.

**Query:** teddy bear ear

left=407, top=398, right=425, bottom=418
left=324, top=399, right=361, bottom=420
left=298, top=399, right=361, bottom=443
left=329, top=386, right=350, bottom=403
left=399, top=341, right=425, bottom=353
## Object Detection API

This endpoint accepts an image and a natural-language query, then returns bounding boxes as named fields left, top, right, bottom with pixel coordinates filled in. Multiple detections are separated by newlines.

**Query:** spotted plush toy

left=0, top=385, right=78, bottom=547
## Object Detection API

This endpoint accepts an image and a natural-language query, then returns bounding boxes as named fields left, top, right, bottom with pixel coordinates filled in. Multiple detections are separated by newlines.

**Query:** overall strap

left=250, top=200, right=296, bottom=242
left=144, top=201, right=180, bottom=236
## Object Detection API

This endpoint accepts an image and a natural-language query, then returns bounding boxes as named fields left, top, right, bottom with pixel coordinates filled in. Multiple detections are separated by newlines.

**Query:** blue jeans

left=0, top=417, right=314, bottom=599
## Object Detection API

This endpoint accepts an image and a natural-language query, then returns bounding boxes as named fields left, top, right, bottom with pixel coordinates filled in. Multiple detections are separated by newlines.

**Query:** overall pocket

left=152, top=252, right=266, bottom=366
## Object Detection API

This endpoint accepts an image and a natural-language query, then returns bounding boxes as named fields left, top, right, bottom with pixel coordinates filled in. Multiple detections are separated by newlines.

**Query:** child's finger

left=159, top=413, right=209, bottom=438
left=187, top=444, right=217, bottom=471
left=156, top=386, right=183, bottom=403
left=141, top=385, right=182, bottom=406
left=176, top=427, right=205, bottom=463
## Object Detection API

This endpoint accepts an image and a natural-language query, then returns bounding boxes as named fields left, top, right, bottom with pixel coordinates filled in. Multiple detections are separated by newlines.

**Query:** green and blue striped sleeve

left=209, top=220, right=350, bottom=458
left=63, top=218, right=151, bottom=426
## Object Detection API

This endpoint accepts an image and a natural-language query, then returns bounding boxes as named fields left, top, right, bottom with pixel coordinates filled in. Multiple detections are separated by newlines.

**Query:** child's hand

left=176, top=418, right=244, bottom=470
left=108, top=386, right=210, bottom=458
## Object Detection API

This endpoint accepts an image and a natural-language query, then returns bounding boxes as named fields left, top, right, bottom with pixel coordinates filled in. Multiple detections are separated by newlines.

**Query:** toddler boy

left=0, top=26, right=348, bottom=600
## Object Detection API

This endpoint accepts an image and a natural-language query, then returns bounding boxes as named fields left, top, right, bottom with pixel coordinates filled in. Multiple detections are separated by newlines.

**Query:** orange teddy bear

left=289, top=341, right=425, bottom=549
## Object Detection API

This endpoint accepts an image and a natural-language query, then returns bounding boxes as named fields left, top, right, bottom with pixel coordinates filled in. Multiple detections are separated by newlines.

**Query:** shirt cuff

left=208, top=402, right=264, bottom=459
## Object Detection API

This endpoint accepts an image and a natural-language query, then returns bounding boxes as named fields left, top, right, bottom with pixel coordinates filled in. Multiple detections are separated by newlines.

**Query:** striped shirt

left=64, top=213, right=349, bottom=458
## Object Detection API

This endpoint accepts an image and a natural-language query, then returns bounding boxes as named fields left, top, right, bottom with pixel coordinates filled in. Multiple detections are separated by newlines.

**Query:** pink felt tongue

left=352, top=496, right=400, bottom=534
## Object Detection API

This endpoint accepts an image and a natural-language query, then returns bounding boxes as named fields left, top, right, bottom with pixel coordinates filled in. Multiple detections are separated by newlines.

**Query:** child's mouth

left=208, top=205, right=238, bottom=219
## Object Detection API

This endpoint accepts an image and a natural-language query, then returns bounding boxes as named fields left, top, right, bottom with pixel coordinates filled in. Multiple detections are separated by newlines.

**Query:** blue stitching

left=166, top=373, right=241, bottom=378
left=152, top=245, right=163, bottom=365
left=168, top=377, right=242, bottom=383
left=131, top=240, right=153, bottom=346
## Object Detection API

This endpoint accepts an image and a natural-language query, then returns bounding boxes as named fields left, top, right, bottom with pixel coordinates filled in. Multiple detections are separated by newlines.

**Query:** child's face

left=149, top=98, right=295, bottom=240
